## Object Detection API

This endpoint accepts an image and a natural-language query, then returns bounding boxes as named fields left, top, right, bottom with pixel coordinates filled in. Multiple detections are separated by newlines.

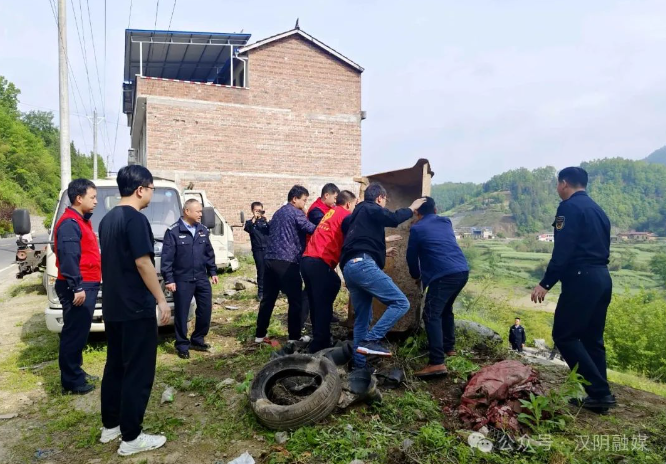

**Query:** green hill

left=645, top=146, right=666, bottom=166
left=432, top=158, right=666, bottom=236
left=0, top=76, right=106, bottom=234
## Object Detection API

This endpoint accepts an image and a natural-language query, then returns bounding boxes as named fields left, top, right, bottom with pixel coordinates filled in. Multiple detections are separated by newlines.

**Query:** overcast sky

left=2, top=0, right=665, bottom=183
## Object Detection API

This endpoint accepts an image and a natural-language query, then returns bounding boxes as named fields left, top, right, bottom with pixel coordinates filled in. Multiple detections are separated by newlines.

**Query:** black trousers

left=252, top=248, right=266, bottom=297
left=55, top=280, right=99, bottom=390
left=101, top=317, right=158, bottom=442
left=173, top=279, right=212, bottom=352
left=256, top=259, right=303, bottom=340
left=422, top=272, right=468, bottom=365
left=511, top=342, right=524, bottom=352
left=301, top=257, right=341, bottom=353
left=553, top=267, right=612, bottom=398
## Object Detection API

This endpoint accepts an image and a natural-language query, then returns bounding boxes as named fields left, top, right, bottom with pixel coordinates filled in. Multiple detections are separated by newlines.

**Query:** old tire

left=249, top=354, right=341, bottom=430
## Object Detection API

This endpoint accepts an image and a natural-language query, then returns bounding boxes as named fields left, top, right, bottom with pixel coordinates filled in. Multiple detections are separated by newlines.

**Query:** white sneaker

left=100, top=425, right=121, bottom=443
left=288, top=335, right=311, bottom=343
left=117, top=432, right=167, bottom=456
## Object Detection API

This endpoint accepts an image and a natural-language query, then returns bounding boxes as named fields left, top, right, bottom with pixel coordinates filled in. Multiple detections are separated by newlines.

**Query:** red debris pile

left=458, top=360, right=544, bottom=432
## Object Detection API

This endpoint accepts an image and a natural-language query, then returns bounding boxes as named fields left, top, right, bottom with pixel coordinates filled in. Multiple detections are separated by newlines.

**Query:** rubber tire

left=249, top=354, right=342, bottom=430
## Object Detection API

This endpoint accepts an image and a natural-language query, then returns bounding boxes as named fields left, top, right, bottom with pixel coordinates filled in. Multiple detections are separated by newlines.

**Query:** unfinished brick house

left=123, top=27, right=364, bottom=244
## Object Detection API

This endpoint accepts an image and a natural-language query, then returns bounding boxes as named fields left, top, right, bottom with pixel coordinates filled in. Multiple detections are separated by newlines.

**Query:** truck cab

left=43, top=178, right=237, bottom=333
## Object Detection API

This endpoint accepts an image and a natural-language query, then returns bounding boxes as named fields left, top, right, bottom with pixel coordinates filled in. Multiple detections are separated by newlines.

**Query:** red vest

left=54, top=207, right=102, bottom=283
left=306, top=198, right=334, bottom=245
left=303, top=206, right=350, bottom=269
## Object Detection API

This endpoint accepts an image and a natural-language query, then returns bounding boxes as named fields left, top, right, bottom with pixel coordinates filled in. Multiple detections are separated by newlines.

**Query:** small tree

left=650, top=253, right=666, bottom=285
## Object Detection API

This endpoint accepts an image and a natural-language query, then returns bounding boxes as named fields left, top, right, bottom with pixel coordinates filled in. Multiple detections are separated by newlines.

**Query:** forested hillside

left=432, top=158, right=666, bottom=235
left=0, top=76, right=106, bottom=234
left=646, top=146, right=666, bottom=166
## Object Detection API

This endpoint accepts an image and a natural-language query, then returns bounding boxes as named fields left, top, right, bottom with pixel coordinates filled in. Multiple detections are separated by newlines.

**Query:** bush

left=605, top=291, right=666, bottom=380
left=510, top=237, right=554, bottom=254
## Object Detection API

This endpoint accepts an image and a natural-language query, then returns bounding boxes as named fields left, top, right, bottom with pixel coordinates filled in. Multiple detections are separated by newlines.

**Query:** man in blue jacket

left=161, top=199, right=218, bottom=359
left=407, top=197, right=469, bottom=378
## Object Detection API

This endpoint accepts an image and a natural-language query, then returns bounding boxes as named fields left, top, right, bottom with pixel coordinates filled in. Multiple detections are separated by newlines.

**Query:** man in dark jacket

left=406, top=197, right=469, bottom=378
left=531, top=167, right=615, bottom=413
left=161, top=199, right=218, bottom=359
left=53, top=178, right=101, bottom=395
left=509, top=318, right=526, bottom=352
left=255, top=185, right=316, bottom=344
left=244, top=201, right=270, bottom=300
left=340, top=183, right=425, bottom=369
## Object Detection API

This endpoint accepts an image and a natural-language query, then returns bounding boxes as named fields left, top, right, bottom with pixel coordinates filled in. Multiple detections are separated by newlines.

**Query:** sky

left=1, top=0, right=665, bottom=183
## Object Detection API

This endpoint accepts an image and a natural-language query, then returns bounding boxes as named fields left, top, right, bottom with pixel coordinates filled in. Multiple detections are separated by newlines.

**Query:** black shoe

left=569, top=395, right=616, bottom=413
left=62, top=383, right=95, bottom=395
left=177, top=350, right=190, bottom=359
left=190, top=343, right=210, bottom=352
left=84, top=373, right=99, bottom=382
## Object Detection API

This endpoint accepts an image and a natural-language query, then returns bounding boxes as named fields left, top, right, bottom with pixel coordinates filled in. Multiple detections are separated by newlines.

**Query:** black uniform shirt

left=161, top=218, right=217, bottom=284
left=540, top=191, right=611, bottom=290
left=244, top=218, right=270, bottom=251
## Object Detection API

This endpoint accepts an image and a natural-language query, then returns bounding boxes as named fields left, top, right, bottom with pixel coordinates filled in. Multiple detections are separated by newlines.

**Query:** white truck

left=36, top=178, right=238, bottom=333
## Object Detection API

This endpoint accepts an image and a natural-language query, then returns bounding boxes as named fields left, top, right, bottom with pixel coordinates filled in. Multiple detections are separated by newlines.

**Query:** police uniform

left=161, top=218, right=217, bottom=354
left=541, top=190, right=612, bottom=399
left=509, top=324, right=526, bottom=352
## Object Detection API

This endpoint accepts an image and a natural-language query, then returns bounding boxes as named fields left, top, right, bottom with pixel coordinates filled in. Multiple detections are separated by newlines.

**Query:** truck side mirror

left=240, top=211, right=245, bottom=224
left=202, top=207, right=216, bottom=229
left=12, top=209, right=31, bottom=236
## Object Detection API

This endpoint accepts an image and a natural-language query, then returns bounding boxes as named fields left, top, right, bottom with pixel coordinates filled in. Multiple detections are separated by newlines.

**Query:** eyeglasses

left=141, top=186, right=156, bottom=190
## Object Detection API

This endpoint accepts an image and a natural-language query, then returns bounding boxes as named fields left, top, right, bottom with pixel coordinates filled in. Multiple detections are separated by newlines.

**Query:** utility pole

left=88, top=110, right=104, bottom=179
left=58, top=0, right=71, bottom=191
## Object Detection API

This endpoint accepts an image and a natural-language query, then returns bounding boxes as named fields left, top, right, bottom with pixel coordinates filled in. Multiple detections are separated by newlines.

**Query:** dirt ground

left=1, top=267, right=666, bottom=464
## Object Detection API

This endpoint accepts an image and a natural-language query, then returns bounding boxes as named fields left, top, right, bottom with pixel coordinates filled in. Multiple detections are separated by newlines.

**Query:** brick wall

left=137, top=34, right=362, bottom=242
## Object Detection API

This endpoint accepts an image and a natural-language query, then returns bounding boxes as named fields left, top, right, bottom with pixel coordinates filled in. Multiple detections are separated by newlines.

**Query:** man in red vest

left=53, top=178, right=101, bottom=395
left=301, top=190, right=357, bottom=352
left=302, top=183, right=341, bottom=328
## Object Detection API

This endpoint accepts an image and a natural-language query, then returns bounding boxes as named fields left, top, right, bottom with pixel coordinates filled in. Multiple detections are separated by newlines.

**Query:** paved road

left=0, top=235, right=49, bottom=279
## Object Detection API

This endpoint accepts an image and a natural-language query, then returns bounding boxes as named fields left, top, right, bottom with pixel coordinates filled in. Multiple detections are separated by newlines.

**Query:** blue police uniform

left=161, top=218, right=217, bottom=354
left=541, top=190, right=612, bottom=399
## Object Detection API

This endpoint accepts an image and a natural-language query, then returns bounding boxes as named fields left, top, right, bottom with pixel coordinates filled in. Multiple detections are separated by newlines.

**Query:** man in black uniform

left=508, top=317, right=526, bottom=352
left=162, top=199, right=218, bottom=359
left=244, top=201, right=270, bottom=301
left=531, top=167, right=615, bottom=413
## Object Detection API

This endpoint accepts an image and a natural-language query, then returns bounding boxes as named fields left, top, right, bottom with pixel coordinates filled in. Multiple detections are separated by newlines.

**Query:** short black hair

left=116, top=165, right=154, bottom=197
left=287, top=185, right=309, bottom=203
left=515, top=317, right=520, bottom=321
left=67, top=178, right=96, bottom=204
left=336, top=190, right=356, bottom=206
left=321, top=183, right=340, bottom=197
left=558, top=167, right=588, bottom=188
left=417, top=196, right=436, bottom=215
left=364, top=182, right=387, bottom=202
left=251, top=201, right=263, bottom=211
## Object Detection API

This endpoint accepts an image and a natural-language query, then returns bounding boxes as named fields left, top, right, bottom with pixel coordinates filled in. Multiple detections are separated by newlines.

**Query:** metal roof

left=124, top=29, right=252, bottom=82
left=239, top=28, right=364, bottom=73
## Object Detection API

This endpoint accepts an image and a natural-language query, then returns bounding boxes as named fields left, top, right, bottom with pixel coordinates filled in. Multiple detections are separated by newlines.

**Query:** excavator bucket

left=346, top=159, right=434, bottom=333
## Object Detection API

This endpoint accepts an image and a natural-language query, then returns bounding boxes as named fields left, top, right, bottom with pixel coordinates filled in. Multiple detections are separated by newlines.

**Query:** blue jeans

left=423, top=272, right=468, bottom=365
left=343, top=255, right=410, bottom=368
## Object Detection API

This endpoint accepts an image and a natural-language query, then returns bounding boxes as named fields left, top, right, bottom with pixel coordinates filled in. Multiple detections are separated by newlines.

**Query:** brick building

left=123, top=27, right=364, bottom=244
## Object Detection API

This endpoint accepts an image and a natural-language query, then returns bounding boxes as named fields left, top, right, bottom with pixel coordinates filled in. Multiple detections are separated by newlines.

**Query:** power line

left=127, top=0, right=133, bottom=28
left=84, top=0, right=107, bottom=120
left=154, top=0, right=160, bottom=30
left=69, top=0, right=96, bottom=112
left=167, top=0, right=177, bottom=31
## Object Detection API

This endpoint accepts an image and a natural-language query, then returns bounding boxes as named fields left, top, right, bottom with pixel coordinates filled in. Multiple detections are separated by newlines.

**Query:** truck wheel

left=249, top=354, right=341, bottom=430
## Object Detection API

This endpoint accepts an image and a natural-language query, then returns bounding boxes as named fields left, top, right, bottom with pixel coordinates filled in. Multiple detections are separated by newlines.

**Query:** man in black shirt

left=340, top=183, right=425, bottom=369
left=98, top=165, right=170, bottom=456
left=531, top=167, right=615, bottom=413
left=244, top=201, right=270, bottom=300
